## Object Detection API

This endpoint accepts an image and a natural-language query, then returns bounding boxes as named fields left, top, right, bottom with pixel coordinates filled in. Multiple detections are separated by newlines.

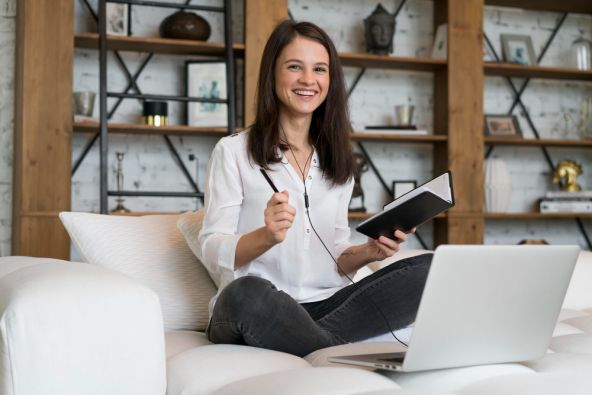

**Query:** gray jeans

left=206, top=253, right=432, bottom=357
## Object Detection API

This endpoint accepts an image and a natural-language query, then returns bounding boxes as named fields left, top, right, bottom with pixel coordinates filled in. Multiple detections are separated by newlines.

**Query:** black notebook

left=356, top=171, right=455, bottom=240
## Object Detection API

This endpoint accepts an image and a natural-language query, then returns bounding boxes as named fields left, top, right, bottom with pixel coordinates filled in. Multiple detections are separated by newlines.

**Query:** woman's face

left=274, top=35, right=330, bottom=119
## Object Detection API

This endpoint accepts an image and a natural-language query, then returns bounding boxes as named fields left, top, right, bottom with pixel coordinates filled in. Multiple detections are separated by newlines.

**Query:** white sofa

left=1, top=211, right=591, bottom=395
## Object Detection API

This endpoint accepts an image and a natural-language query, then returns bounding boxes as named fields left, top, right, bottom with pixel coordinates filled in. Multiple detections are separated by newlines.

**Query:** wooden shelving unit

left=485, top=212, right=592, bottom=220
left=484, top=62, right=592, bottom=81
left=484, top=0, right=592, bottom=14
left=26, top=0, right=592, bottom=258
left=74, top=32, right=245, bottom=56
left=485, top=137, right=592, bottom=148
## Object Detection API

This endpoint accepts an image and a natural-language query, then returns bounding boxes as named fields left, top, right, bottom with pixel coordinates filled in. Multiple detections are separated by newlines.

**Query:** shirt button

left=308, top=175, right=312, bottom=180
left=306, top=229, right=310, bottom=233
left=313, top=159, right=317, bottom=163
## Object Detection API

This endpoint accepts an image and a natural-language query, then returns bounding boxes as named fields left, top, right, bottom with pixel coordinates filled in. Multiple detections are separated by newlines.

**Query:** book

left=356, top=171, right=455, bottom=240
left=545, top=190, right=592, bottom=200
left=540, top=199, right=592, bottom=213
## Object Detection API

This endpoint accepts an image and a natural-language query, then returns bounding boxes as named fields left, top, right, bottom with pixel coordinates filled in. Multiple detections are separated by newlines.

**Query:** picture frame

left=500, top=34, right=536, bottom=66
left=484, top=114, right=523, bottom=138
left=431, top=24, right=447, bottom=60
left=106, top=2, right=129, bottom=36
left=185, top=60, right=228, bottom=127
left=392, top=180, right=417, bottom=200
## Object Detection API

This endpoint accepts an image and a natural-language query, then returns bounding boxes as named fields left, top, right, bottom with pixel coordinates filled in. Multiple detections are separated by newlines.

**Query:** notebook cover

left=356, top=191, right=453, bottom=240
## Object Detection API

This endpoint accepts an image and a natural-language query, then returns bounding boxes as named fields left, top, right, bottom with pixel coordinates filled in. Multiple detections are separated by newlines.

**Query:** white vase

left=484, top=158, right=512, bottom=212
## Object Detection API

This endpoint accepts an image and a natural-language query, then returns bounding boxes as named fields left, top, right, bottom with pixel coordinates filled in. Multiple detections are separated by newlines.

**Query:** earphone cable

left=279, top=123, right=408, bottom=348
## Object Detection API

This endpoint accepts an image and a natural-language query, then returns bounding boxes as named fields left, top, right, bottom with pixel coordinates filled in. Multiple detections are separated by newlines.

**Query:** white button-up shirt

left=197, top=130, right=355, bottom=316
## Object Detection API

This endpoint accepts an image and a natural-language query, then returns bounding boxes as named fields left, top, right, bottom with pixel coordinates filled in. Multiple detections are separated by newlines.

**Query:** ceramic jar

left=484, top=158, right=512, bottom=212
left=159, top=11, right=211, bottom=41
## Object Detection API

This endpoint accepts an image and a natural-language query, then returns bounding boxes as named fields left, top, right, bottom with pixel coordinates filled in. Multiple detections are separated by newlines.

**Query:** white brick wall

left=0, top=0, right=590, bottom=256
left=0, top=0, right=16, bottom=256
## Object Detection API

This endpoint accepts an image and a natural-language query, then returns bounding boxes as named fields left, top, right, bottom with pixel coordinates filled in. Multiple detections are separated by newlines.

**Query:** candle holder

left=110, top=152, right=131, bottom=213
left=143, top=101, right=168, bottom=127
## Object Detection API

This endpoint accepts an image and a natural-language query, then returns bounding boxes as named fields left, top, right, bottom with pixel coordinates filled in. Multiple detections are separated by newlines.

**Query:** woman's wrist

left=362, top=242, right=378, bottom=263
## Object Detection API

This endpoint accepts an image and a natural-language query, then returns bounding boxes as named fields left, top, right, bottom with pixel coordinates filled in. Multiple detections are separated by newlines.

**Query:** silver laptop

left=329, top=245, right=580, bottom=372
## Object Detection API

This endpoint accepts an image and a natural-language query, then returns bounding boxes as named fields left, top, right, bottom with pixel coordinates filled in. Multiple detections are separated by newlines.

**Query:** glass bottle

left=571, top=35, right=592, bottom=70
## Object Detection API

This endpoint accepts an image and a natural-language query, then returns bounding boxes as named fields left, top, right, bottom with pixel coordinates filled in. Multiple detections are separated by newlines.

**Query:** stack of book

left=539, top=191, right=592, bottom=213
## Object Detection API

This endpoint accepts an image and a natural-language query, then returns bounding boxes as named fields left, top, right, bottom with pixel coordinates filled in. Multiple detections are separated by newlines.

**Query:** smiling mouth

left=293, top=89, right=317, bottom=97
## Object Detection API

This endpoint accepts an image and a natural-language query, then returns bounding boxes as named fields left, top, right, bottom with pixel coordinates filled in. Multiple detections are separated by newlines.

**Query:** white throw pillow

left=59, top=211, right=216, bottom=331
left=176, top=210, right=221, bottom=288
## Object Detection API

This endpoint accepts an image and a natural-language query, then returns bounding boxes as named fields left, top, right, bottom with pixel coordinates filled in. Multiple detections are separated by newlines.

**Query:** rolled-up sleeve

left=334, top=177, right=355, bottom=258
left=197, top=139, right=243, bottom=285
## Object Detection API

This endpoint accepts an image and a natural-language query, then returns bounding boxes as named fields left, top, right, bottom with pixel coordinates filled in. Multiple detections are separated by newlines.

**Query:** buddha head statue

left=364, top=4, right=396, bottom=55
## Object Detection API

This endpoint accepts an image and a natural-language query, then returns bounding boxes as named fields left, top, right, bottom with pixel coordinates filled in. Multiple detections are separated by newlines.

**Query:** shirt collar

left=277, top=146, right=320, bottom=168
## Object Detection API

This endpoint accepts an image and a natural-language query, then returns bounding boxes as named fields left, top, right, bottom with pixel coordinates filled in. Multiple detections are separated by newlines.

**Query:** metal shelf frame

left=75, top=0, right=237, bottom=213
left=483, top=12, right=591, bottom=250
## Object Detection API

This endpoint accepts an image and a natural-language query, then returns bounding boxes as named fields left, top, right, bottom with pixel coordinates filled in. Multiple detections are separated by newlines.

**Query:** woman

left=198, top=20, right=432, bottom=357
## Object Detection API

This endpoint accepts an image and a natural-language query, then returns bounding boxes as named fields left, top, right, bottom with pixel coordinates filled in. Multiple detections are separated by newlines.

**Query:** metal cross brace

left=75, top=0, right=203, bottom=200
left=484, top=12, right=568, bottom=165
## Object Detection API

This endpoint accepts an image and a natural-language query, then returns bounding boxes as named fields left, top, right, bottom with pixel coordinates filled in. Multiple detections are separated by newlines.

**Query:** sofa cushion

left=59, top=211, right=216, bottom=331
left=458, top=373, right=592, bottom=395
left=211, top=367, right=399, bottom=395
left=165, top=330, right=211, bottom=360
left=167, top=344, right=311, bottom=395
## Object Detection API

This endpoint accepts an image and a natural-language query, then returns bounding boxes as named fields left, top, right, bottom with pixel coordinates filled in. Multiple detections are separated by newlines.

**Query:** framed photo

left=392, top=180, right=417, bottom=200
left=431, top=24, right=447, bottom=60
left=186, top=60, right=228, bottom=127
left=484, top=115, right=523, bottom=138
left=106, top=3, right=129, bottom=36
left=500, top=34, right=536, bottom=66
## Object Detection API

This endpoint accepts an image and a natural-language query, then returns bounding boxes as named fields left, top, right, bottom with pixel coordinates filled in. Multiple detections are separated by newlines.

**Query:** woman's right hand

left=264, top=190, right=296, bottom=244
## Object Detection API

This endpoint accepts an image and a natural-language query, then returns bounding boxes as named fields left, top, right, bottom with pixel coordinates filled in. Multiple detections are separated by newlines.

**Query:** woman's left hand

left=365, top=228, right=416, bottom=262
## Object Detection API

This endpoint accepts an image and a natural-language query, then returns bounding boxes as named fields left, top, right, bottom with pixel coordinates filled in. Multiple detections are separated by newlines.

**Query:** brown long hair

left=247, top=20, right=354, bottom=186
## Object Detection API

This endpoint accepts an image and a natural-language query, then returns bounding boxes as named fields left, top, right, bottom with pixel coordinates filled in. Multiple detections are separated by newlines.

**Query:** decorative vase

left=570, top=34, right=592, bottom=70
left=484, top=158, right=512, bottom=212
left=159, top=11, right=211, bottom=41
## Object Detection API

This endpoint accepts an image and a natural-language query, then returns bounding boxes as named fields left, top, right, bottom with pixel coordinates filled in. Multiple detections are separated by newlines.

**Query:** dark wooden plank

left=445, top=0, right=485, bottom=244
left=13, top=0, right=73, bottom=259
left=339, top=52, right=446, bottom=71
left=73, top=121, right=233, bottom=137
left=244, top=0, right=288, bottom=126
left=351, top=132, right=447, bottom=143
left=485, top=0, right=592, bottom=14
left=485, top=212, right=592, bottom=219
left=485, top=137, right=592, bottom=148
left=74, top=32, right=245, bottom=56
left=485, top=62, right=592, bottom=81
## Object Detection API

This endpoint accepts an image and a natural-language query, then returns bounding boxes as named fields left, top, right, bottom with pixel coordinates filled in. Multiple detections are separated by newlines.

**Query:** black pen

left=260, top=169, right=279, bottom=193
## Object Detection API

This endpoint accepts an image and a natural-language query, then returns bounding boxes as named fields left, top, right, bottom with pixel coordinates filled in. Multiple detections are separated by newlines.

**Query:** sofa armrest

left=0, top=258, right=166, bottom=395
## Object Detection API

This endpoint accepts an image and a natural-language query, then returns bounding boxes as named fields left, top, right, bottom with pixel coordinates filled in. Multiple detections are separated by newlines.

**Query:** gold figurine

left=553, top=160, right=583, bottom=192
